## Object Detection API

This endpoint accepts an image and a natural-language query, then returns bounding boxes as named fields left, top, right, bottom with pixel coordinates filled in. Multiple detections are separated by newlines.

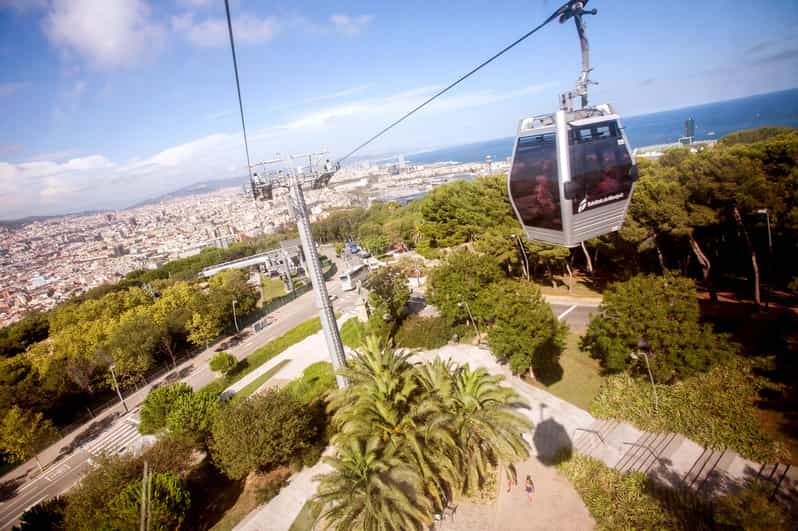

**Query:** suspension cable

left=337, top=0, right=588, bottom=164
left=224, top=0, right=253, bottom=178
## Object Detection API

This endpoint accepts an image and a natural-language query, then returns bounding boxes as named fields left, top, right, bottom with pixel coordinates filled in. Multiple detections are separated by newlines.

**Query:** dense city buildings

left=0, top=159, right=501, bottom=327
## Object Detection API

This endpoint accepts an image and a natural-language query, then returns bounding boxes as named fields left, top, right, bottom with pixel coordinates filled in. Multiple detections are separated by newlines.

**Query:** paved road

left=550, top=302, right=597, bottom=333
left=0, top=253, right=359, bottom=529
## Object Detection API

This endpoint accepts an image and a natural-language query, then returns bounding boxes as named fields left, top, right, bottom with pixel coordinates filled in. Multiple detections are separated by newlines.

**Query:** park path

left=416, top=345, right=798, bottom=506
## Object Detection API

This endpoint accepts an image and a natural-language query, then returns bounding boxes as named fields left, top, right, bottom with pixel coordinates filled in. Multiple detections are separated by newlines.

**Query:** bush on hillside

left=394, top=315, right=454, bottom=350
left=209, top=351, right=237, bottom=375
left=590, top=359, right=784, bottom=463
left=209, top=388, right=317, bottom=479
left=139, top=383, right=193, bottom=434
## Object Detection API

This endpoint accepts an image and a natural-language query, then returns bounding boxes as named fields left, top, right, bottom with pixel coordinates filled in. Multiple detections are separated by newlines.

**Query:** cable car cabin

left=507, top=104, right=637, bottom=247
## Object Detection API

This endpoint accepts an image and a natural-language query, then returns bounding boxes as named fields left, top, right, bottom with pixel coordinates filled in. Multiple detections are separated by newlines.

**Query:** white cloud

left=43, top=0, right=164, bottom=69
left=281, top=83, right=555, bottom=131
left=171, top=12, right=279, bottom=47
left=329, top=14, right=373, bottom=36
left=0, top=81, right=28, bottom=96
left=306, top=85, right=369, bottom=103
left=0, top=80, right=558, bottom=218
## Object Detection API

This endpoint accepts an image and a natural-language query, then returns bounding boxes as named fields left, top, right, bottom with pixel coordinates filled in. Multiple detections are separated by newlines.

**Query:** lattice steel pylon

left=250, top=153, right=348, bottom=388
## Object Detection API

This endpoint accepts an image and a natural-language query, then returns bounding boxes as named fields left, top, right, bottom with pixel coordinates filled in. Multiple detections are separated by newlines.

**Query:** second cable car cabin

left=507, top=104, right=637, bottom=247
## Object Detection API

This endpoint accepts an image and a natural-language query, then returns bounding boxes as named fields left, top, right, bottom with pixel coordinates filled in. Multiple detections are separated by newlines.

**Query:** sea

left=405, top=88, right=798, bottom=165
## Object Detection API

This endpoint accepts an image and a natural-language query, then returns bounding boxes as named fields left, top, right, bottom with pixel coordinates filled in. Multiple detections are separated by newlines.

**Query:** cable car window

left=568, top=121, right=634, bottom=214
left=509, top=133, right=562, bottom=230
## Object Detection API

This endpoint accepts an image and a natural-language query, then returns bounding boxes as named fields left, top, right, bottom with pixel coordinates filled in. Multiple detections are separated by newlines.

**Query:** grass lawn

left=339, top=317, right=366, bottom=349
left=261, top=275, right=286, bottom=302
left=201, top=317, right=323, bottom=395
left=529, top=333, right=604, bottom=410
left=230, top=359, right=291, bottom=403
left=288, top=500, right=322, bottom=531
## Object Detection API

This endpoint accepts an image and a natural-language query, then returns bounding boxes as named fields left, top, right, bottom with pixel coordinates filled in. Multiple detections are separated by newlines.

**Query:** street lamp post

left=232, top=299, right=240, bottom=333
left=630, top=339, right=657, bottom=414
left=109, top=364, right=129, bottom=413
left=458, top=300, right=480, bottom=342
left=756, top=208, right=772, bottom=310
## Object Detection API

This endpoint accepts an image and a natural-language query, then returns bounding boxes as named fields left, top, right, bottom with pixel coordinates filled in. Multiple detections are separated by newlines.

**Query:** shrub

left=394, top=315, right=453, bottom=349
left=139, top=383, right=193, bottom=434
left=581, top=274, right=736, bottom=381
left=558, top=454, right=696, bottom=529
left=209, top=388, right=317, bottom=479
left=209, top=351, right=237, bottom=375
left=590, top=359, right=784, bottom=462
left=559, top=453, right=794, bottom=530
left=166, top=389, right=221, bottom=438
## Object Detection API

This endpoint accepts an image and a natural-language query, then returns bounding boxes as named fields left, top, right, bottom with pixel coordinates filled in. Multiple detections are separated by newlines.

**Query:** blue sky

left=1, top=0, right=797, bottom=219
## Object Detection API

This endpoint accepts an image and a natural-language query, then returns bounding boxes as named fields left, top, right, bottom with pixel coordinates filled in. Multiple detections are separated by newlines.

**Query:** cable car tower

left=249, top=154, right=348, bottom=388
left=506, top=0, right=638, bottom=247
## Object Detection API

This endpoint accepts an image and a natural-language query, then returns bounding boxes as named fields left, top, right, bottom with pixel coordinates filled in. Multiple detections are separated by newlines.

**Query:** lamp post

left=109, top=364, right=129, bottom=413
left=458, top=300, right=480, bottom=341
left=511, top=233, right=530, bottom=280
left=232, top=299, right=239, bottom=333
left=756, top=208, right=772, bottom=310
left=630, top=339, right=657, bottom=414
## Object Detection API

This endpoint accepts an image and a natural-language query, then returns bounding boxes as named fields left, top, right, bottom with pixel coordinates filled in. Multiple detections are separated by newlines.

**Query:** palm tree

left=328, top=337, right=460, bottom=513
left=315, top=436, right=432, bottom=531
left=450, top=364, right=533, bottom=493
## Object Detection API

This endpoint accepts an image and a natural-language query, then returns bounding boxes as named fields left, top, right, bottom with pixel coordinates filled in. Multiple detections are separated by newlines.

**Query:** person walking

left=525, top=475, right=535, bottom=503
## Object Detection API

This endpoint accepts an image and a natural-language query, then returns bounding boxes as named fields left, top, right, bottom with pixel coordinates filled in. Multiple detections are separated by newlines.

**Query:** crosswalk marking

left=85, top=421, right=141, bottom=456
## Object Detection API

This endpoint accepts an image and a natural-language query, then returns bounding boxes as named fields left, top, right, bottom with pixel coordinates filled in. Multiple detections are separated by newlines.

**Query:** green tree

left=209, top=388, right=317, bottom=479
left=107, top=472, right=191, bottom=531
left=165, top=390, right=220, bottom=439
left=0, top=406, right=58, bottom=469
left=360, top=233, right=389, bottom=256
left=13, top=496, right=66, bottom=531
left=64, top=454, right=141, bottom=531
left=581, top=274, right=736, bottom=381
left=485, top=281, right=567, bottom=379
left=448, top=364, right=533, bottom=493
left=209, top=351, right=237, bottom=375
left=138, top=383, right=193, bottom=434
left=364, top=265, right=411, bottom=321
left=105, top=307, right=161, bottom=384
left=427, top=251, right=504, bottom=326
left=315, top=438, right=433, bottom=531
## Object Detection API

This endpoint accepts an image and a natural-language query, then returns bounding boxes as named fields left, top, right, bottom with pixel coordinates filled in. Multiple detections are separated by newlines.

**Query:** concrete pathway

left=416, top=345, right=798, bottom=505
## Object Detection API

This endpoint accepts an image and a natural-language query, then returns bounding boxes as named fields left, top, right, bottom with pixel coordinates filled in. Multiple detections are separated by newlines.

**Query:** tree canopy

left=581, top=274, right=736, bottom=381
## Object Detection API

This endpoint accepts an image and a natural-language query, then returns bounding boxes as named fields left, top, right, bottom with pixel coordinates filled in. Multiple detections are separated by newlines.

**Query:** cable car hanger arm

left=337, top=0, right=597, bottom=165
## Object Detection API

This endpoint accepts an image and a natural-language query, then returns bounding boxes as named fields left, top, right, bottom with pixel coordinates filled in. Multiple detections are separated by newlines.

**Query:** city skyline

left=1, top=0, right=798, bottom=219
